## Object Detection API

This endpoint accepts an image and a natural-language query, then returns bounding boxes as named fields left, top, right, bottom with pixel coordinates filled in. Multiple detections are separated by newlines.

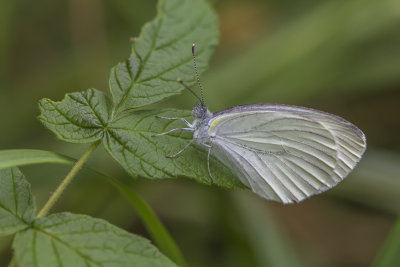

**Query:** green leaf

left=0, top=149, right=73, bottom=170
left=0, top=167, right=35, bottom=236
left=110, top=0, right=219, bottom=113
left=38, top=88, right=112, bottom=143
left=373, top=217, right=400, bottom=267
left=13, top=212, right=177, bottom=267
left=103, top=109, right=243, bottom=188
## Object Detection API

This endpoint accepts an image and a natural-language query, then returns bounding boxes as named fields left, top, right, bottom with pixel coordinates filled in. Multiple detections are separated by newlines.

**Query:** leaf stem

left=36, top=140, right=100, bottom=218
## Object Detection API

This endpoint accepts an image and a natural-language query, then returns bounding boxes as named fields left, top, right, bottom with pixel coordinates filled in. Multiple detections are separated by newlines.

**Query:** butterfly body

left=189, top=103, right=366, bottom=204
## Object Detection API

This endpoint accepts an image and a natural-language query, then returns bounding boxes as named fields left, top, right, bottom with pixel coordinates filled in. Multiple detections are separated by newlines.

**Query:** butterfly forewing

left=208, top=104, right=366, bottom=204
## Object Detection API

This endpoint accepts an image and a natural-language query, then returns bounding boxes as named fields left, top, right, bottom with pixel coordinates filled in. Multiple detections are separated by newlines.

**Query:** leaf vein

left=107, top=130, right=172, bottom=177
left=35, top=228, right=103, bottom=265
left=137, top=47, right=208, bottom=84
left=11, top=169, right=19, bottom=218
left=46, top=101, right=101, bottom=129
left=50, top=237, right=63, bottom=266
left=82, top=90, right=108, bottom=126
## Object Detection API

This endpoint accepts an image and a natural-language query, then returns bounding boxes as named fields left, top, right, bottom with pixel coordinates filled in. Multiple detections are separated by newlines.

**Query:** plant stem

left=36, top=140, right=100, bottom=218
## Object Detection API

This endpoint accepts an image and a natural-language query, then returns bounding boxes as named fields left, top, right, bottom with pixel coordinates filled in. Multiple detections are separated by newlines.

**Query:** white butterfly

left=154, top=45, right=366, bottom=204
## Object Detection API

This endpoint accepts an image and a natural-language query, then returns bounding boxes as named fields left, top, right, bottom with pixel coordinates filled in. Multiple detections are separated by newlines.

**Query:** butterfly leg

left=206, top=145, right=214, bottom=184
left=153, top=116, right=195, bottom=157
left=152, top=127, right=193, bottom=137
left=155, top=116, right=193, bottom=128
left=166, top=139, right=195, bottom=158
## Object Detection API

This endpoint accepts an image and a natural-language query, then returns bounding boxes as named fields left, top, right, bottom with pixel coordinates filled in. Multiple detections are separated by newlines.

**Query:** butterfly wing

left=208, top=104, right=366, bottom=204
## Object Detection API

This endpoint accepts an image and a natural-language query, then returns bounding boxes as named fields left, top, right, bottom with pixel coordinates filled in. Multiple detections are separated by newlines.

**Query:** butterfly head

left=192, top=103, right=211, bottom=120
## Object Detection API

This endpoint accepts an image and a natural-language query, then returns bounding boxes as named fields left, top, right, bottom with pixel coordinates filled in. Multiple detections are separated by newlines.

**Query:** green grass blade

left=105, top=177, right=187, bottom=267
left=373, top=218, right=400, bottom=267
left=0, top=149, right=73, bottom=170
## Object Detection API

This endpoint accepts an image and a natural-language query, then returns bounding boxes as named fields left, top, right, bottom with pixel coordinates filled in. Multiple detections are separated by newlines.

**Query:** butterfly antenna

left=177, top=78, right=202, bottom=103
left=192, top=44, right=205, bottom=106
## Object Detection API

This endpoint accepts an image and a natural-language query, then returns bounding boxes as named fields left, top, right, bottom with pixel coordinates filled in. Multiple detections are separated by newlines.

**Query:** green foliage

left=13, top=212, right=176, bottom=267
left=0, top=168, right=35, bottom=236
left=1, top=0, right=399, bottom=266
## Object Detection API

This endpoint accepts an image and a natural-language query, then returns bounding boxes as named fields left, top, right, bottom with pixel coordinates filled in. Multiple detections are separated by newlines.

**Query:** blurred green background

left=1, top=0, right=399, bottom=266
